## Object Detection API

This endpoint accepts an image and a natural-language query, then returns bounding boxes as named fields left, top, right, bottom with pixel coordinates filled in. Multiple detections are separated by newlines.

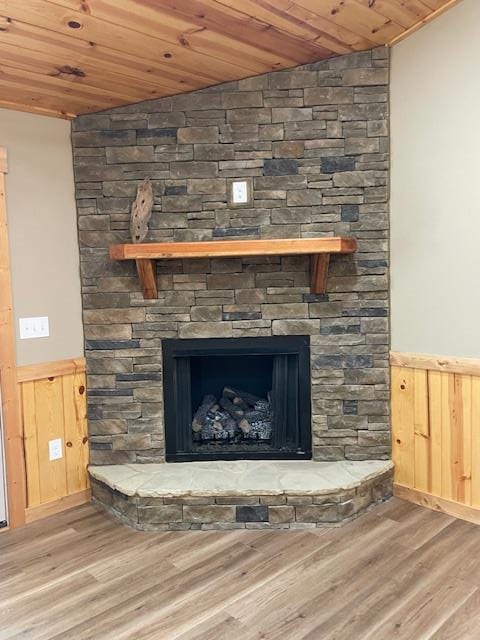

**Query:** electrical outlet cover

left=227, top=177, right=253, bottom=208
left=232, top=180, right=248, bottom=204
left=48, top=438, right=63, bottom=461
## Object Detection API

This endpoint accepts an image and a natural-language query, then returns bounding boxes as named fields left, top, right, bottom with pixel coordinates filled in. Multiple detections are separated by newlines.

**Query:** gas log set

left=192, top=387, right=273, bottom=443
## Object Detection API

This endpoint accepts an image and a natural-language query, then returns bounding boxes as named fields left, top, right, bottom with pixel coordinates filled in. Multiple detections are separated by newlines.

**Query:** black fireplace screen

left=162, top=336, right=311, bottom=462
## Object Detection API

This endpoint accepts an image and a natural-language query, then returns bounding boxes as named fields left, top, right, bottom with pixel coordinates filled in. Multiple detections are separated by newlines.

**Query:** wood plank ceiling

left=0, top=0, right=459, bottom=119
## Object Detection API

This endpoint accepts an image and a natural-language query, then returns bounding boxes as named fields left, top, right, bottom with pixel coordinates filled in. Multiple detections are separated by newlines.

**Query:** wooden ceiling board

left=421, top=0, right=450, bottom=8
left=1, top=18, right=214, bottom=92
left=0, top=0, right=462, bottom=119
left=352, top=1, right=432, bottom=28
left=132, top=0, right=330, bottom=62
left=291, top=0, right=405, bottom=43
left=0, top=14, right=234, bottom=116
left=277, top=4, right=378, bottom=51
left=211, top=0, right=330, bottom=42
left=0, top=42, right=171, bottom=102
left=213, top=0, right=369, bottom=53
left=1, top=0, right=258, bottom=79
left=51, top=0, right=305, bottom=71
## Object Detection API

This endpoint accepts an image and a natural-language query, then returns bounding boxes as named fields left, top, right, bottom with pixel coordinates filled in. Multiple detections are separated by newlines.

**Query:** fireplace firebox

left=162, top=336, right=311, bottom=462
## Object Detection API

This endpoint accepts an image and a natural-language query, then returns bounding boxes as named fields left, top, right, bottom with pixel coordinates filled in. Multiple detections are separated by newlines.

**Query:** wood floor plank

left=175, top=612, right=247, bottom=640
left=1, top=501, right=480, bottom=640
left=226, top=508, right=428, bottom=638
left=361, top=578, right=476, bottom=639
left=86, top=532, right=323, bottom=640
left=311, top=518, right=474, bottom=640
left=431, top=589, right=480, bottom=639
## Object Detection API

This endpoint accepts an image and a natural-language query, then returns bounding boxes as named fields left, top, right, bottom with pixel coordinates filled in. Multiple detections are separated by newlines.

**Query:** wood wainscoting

left=391, top=351, right=480, bottom=524
left=18, top=357, right=90, bottom=523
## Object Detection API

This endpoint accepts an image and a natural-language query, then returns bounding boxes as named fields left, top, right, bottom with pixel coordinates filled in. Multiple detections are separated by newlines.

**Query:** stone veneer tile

left=138, top=505, right=182, bottom=524
left=183, top=505, right=235, bottom=523
left=236, top=505, right=268, bottom=522
left=268, top=506, right=295, bottom=523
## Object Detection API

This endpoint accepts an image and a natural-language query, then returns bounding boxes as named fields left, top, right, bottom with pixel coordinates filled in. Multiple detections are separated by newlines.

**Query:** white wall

left=391, top=0, right=480, bottom=358
left=0, top=108, right=83, bottom=366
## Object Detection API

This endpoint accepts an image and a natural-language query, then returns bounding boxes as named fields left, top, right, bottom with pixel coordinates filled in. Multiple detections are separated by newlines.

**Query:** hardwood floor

left=1, top=499, right=480, bottom=639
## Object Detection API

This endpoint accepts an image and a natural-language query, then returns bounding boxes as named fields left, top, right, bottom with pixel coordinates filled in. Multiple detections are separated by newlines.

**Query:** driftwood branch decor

left=130, top=178, right=153, bottom=243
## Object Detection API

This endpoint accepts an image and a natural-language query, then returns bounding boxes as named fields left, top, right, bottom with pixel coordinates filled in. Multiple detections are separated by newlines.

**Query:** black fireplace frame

left=162, top=335, right=312, bottom=462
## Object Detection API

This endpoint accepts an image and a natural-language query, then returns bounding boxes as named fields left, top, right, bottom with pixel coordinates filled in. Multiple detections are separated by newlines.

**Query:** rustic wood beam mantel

left=109, top=237, right=357, bottom=300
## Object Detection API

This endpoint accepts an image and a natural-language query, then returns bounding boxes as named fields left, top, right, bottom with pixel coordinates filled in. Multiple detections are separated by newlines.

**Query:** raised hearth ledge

left=90, top=461, right=393, bottom=530
left=89, top=460, right=392, bottom=498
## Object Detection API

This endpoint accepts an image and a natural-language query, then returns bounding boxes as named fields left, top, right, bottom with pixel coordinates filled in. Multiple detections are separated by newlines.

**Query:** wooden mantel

left=109, top=237, right=357, bottom=300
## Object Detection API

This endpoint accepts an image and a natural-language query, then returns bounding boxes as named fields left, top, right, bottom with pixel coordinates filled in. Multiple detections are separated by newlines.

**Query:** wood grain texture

left=0, top=147, right=7, bottom=173
left=471, top=377, right=480, bottom=509
left=112, top=237, right=357, bottom=299
left=24, top=488, right=91, bottom=524
left=0, top=150, right=27, bottom=528
left=34, top=376, right=68, bottom=503
left=413, top=367, right=430, bottom=493
left=17, top=357, right=86, bottom=383
left=110, top=237, right=358, bottom=260
left=391, top=366, right=415, bottom=488
left=62, top=372, right=89, bottom=495
left=19, top=368, right=89, bottom=510
left=135, top=259, right=157, bottom=300
left=390, top=350, right=480, bottom=376
left=388, top=0, right=463, bottom=45
left=392, top=353, right=480, bottom=524
left=1, top=498, right=479, bottom=639
left=0, top=0, right=459, bottom=117
left=130, top=178, right=153, bottom=244
left=310, top=254, right=330, bottom=294
left=21, top=382, right=41, bottom=508
left=393, top=485, right=480, bottom=526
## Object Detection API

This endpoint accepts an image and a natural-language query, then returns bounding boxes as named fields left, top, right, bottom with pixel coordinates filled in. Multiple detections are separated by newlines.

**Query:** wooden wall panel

left=413, top=368, right=430, bottom=493
left=19, top=359, right=89, bottom=519
left=21, top=381, right=41, bottom=508
left=63, top=372, right=89, bottom=495
left=471, top=377, right=480, bottom=508
left=391, top=366, right=415, bottom=487
left=391, top=352, right=480, bottom=523
left=35, top=376, right=68, bottom=503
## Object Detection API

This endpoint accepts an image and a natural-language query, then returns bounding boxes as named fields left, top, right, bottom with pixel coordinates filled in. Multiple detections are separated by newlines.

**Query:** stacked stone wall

left=72, top=47, right=390, bottom=464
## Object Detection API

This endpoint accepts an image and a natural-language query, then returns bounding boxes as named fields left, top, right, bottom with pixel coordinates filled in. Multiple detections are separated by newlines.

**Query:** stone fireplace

left=73, top=47, right=391, bottom=527
left=162, top=335, right=311, bottom=461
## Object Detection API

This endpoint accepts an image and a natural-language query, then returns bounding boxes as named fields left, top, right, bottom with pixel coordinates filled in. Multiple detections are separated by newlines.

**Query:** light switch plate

left=227, top=177, right=253, bottom=208
left=232, top=180, right=248, bottom=204
left=48, top=438, right=63, bottom=461
left=19, top=316, right=49, bottom=340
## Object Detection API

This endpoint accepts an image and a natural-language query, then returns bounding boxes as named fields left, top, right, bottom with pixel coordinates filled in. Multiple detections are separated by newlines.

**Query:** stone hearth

left=90, top=460, right=393, bottom=530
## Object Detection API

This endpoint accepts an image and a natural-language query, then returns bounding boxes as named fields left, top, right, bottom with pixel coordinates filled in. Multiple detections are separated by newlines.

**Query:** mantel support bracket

left=310, top=254, right=330, bottom=294
left=135, top=254, right=331, bottom=299
left=135, top=259, right=157, bottom=299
